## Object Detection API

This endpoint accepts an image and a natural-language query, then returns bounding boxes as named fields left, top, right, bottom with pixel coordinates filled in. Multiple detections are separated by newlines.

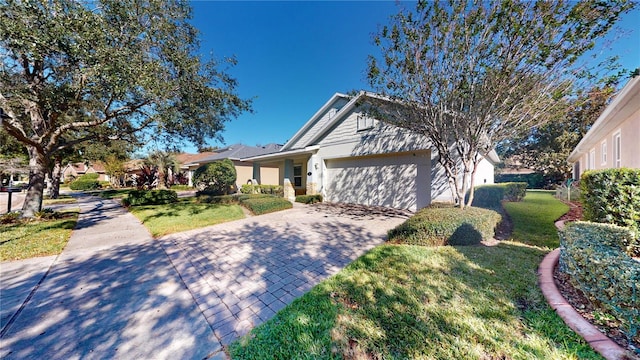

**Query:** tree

left=367, top=0, right=634, bottom=208
left=145, top=150, right=179, bottom=189
left=0, top=0, right=251, bottom=216
left=193, top=159, right=237, bottom=195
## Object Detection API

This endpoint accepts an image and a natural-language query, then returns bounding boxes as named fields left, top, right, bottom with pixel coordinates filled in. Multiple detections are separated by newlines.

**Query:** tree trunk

left=21, top=146, right=47, bottom=217
left=49, top=157, right=62, bottom=199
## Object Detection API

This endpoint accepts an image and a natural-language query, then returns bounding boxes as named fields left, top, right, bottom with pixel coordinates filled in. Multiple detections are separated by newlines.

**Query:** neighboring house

left=62, top=162, right=109, bottom=182
left=181, top=144, right=281, bottom=189
left=568, top=76, right=640, bottom=179
left=243, top=92, right=499, bottom=211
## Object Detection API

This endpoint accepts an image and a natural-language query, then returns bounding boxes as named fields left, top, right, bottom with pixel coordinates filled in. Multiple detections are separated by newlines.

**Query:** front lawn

left=230, top=192, right=599, bottom=359
left=0, top=210, right=79, bottom=261
left=128, top=198, right=245, bottom=237
left=43, top=194, right=76, bottom=205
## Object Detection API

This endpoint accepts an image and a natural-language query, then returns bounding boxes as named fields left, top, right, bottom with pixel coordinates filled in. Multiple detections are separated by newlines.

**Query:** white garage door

left=325, top=152, right=430, bottom=211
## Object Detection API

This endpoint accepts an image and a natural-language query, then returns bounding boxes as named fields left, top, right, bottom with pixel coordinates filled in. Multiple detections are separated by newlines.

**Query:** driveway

left=0, top=197, right=408, bottom=359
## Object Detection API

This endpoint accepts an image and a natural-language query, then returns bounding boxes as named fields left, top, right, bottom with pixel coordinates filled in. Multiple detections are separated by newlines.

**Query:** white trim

left=613, top=130, right=622, bottom=168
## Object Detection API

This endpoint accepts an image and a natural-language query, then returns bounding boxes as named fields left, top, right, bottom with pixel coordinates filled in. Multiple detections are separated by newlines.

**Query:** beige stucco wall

left=576, top=106, right=640, bottom=177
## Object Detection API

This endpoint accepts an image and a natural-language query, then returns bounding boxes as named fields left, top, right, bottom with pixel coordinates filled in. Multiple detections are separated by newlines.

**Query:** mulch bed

left=553, top=200, right=639, bottom=358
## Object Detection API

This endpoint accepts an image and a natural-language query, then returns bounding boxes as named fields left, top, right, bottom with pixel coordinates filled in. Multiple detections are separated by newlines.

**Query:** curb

left=538, top=248, right=629, bottom=360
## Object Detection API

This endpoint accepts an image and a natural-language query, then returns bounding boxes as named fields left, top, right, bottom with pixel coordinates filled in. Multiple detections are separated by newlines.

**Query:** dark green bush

left=69, top=179, right=100, bottom=190
left=193, top=159, right=237, bottom=195
left=388, top=205, right=502, bottom=246
left=240, top=184, right=284, bottom=196
left=79, top=173, right=99, bottom=181
left=197, top=194, right=237, bottom=205
left=123, top=190, right=178, bottom=206
left=559, top=221, right=640, bottom=342
left=295, top=194, right=323, bottom=204
left=240, top=196, right=292, bottom=215
left=580, top=168, right=640, bottom=236
left=496, top=172, right=546, bottom=189
left=471, top=182, right=527, bottom=209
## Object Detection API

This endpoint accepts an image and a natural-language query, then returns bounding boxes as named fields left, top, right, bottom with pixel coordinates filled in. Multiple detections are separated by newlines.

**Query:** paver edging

left=538, top=248, right=630, bottom=360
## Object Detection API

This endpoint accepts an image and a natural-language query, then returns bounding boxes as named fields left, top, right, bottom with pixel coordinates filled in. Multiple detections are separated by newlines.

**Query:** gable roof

left=568, top=76, right=640, bottom=163
left=189, top=143, right=282, bottom=164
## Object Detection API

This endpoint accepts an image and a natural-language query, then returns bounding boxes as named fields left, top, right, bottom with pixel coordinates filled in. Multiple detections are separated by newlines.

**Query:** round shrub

left=193, top=159, right=237, bottom=195
left=388, top=205, right=502, bottom=246
left=69, top=179, right=100, bottom=190
left=123, top=190, right=178, bottom=206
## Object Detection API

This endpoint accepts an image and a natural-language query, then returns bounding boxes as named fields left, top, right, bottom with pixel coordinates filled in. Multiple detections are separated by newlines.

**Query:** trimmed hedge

left=559, top=221, right=640, bottom=343
left=196, top=193, right=292, bottom=215
left=240, top=184, right=284, bottom=196
left=496, top=172, right=546, bottom=189
left=295, top=194, right=323, bottom=204
left=471, top=182, right=527, bottom=209
left=387, top=205, right=501, bottom=246
left=69, top=179, right=100, bottom=190
left=122, top=190, right=178, bottom=206
left=580, top=168, right=640, bottom=237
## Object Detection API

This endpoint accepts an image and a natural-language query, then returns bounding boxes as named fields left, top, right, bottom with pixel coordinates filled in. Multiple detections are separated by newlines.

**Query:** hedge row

left=69, top=173, right=101, bottom=190
left=122, top=190, right=178, bottom=206
left=387, top=205, right=501, bottom=246
left=295, top=194, right=323, bottom=204
left=197, top=193, right=292, bottom=215
left=559, top=221, right=640, bottom=342
left=580, top=168, right=640, bottom=237
left=496, top=172, right=546, bottom=189
left=240, top=184, right=284, bottom=196
left=471, top=182, right=527, bottom=209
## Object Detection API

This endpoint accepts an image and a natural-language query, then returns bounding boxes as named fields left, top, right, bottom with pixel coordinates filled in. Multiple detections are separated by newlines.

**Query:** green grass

left=98, top=188, right=135, bottom=199
left=43, top=194, right=76, bottom=205
left=230, top=191, right=600, bottom=359
left=129, top=198, right=245, bottom=237
left=503, top=190, right=569, bottom=249
left=0, top=210, right=79, bottom=261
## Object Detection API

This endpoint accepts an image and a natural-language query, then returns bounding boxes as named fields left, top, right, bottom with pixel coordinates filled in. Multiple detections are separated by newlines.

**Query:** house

left=568, top=76, right=640, bottom=178
left=181, top=144, right=281, bottom=189
left=62, top=162, right=109, bottom=182
left=243, top=92, right=499, bottom=211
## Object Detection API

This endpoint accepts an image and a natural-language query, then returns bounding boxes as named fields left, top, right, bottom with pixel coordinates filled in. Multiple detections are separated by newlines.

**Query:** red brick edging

left=538, top=248, right=629, bottom=360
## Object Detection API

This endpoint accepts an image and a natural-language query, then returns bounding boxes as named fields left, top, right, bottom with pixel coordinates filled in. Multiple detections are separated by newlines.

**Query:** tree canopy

left=0, top=0, right=251, bottom=216
left=367, top=0, right=634, bottom=207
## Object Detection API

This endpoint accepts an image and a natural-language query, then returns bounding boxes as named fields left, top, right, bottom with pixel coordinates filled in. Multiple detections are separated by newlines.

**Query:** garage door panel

left=325, top=153, right=425, bottom=211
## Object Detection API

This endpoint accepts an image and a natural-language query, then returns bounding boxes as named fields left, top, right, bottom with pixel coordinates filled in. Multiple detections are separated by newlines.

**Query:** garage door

left=325, top=152, right=430, bottom=211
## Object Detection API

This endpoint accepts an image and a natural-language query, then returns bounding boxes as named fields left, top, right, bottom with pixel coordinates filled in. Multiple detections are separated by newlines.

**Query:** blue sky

left=186, top=1, right=640, bottom=153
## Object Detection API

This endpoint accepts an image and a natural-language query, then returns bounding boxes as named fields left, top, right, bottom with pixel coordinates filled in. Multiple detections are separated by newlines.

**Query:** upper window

left=601, top=141, right=607, bottom=165
left=293, top=165, right=302, bottom=187
left=614, top=131, right=621, bottom=168
left=357, top=115, right=374, bottom=131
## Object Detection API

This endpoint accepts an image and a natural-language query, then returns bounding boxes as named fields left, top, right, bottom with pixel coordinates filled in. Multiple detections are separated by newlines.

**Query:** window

left=614, top=131, right=621, bottom=168
left=589, top=149, right=595, bottom=170
left=293, top=165, right=302, bottom=187
left=601, top=141, right=607, bottom=165
left=357, top=115, right=374, bottom=131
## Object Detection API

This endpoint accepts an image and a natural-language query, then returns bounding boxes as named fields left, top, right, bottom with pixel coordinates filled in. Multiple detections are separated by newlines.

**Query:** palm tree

left=145, top=151, right=179, bottom=189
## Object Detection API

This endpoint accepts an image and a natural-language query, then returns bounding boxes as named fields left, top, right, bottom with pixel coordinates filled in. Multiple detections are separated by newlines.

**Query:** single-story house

left=62, top=162, right=109, bottom=182
left=243, top=92, right=499, bottom=211
left=181, top=144, right=281, bottom=189
left=568, top=75, right=640, bottom=178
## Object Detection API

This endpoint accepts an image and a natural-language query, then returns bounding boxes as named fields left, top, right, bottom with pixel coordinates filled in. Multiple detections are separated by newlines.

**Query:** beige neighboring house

left=180, top=144, right=281, bottom=189
left=568, top=76, right=640, bottom=178
left=62, top=162, right=109, bottom=182
left=243, top=92, right=499, bottom=211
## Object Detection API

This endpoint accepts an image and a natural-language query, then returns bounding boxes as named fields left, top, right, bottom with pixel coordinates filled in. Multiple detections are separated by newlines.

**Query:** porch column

left=306, top=154, right=319, bottom=195
left=283, top=159, right=295, bottom=202
left=252, top=162, right=261, bottom=184
left=188, top=170, right=193, bottom=187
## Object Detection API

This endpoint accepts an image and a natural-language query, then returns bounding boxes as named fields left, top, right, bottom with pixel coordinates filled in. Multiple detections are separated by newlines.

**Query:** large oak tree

left=367, top=0, right=634, bottom=207
left=0, top=0, right=251, bottom=216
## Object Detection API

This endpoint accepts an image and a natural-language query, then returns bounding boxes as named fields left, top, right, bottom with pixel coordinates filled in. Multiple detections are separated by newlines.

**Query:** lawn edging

left=538, top=248, right=628, bottom=360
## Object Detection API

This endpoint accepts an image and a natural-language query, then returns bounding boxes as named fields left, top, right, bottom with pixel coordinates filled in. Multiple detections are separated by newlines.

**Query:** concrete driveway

left=0, top=196, right=408, bottom=359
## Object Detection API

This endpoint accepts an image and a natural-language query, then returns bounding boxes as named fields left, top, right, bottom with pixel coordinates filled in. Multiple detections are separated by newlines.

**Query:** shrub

left=79, top=173, right=99, bottom=181
left=0, top=211, right=21, bottom=224
left=241, top=184, right=284, bottom=196
left=580, top=168, right=640, bottom=236
left=471, top=182, right=527, bottom=209
left=496, top=172, right=546, bottom=189
left=193, top=159, right=237, bottom=195
left=559, top=221, right=640, bottom=343
left=196, top=194, right=238, bottom=205
left=69, top=179, right=100, bottom=190
left=295, top=194, right=323, bottom=204
left=241, top=196, right=292, bottom=215
left=123, top=190, right=178, bottom=206
left=388, top=205, right=502, bottom=246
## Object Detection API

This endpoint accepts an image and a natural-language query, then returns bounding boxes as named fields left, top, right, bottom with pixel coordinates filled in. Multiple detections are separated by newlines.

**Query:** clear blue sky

left=186, top=1, right=640, bottom=152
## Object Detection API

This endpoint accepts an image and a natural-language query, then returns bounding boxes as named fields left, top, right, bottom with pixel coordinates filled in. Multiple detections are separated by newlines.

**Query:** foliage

left=295, top=194, right=323, bottom=204
left=367, top=0, right=634, bottom=208
left=0, top=211, right=21, bottom=225
left=146, top=150, right=179, bottom=189
left=559, top=221, right=640, bottom=346
left=240, top=184, right=284, bottom=196
left=0, top=209, right=78, bottom=261
left=471, top=182, right=527, bottom=209
left=555, top=180, right=582, bottom=203
left=387, top=205, right=501, bottom=246
left=103, top=155, right=127, bottom=188
left=122, top=190, right=178, bottom=207
left=239, top=196, right=292, bottom=215
left=496, top=172, right=546, bottom=189
left=128, top=198, right=244, bottom=237
left=169, top=185, right=194, bottom=191
left=580, top=168, right=640, bottom=236
left=99, top=188, right=134, bottom=199
left=0, top=0, right=251, bottom=216
left=69, top=176, right=100, bottom=191
left=193, top=159, right=237, bottom=195
left=503, top=190, right=569, bottom=249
